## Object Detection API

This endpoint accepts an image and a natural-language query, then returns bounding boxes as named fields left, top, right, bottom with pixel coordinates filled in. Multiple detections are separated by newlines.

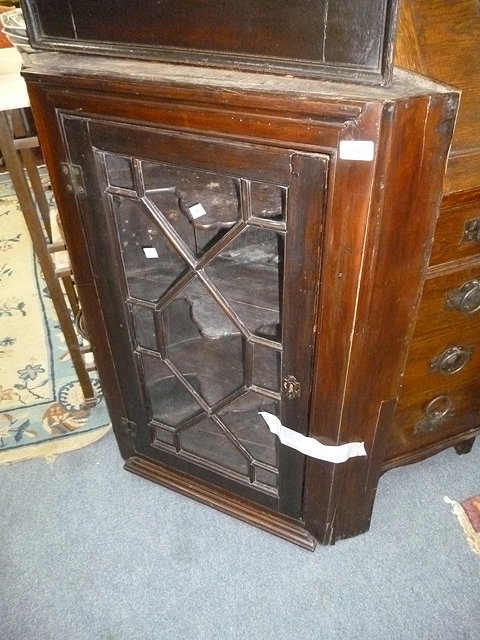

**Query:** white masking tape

left=259, top=412, right=366, bottom=463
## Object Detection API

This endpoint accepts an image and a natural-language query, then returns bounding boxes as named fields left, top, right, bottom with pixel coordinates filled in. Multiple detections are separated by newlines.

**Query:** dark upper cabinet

left=21, top=0, right=399, bottom=85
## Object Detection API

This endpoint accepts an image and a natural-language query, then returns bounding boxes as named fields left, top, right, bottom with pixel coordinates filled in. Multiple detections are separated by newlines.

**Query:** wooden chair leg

left=59, top=272, right=81, bottom=317
left=20, top=147, right=52, bottom=240
left=12, top=109, right=52, bottom=240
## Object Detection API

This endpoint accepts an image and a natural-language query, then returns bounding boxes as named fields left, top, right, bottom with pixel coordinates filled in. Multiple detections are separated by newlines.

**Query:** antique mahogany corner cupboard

left=21, top=3, right=458, bottom=548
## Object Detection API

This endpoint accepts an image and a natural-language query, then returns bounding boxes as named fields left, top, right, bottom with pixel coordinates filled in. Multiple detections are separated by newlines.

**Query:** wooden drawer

left=413, top=263, right=480, bottom=338
left=399, top=325, right=480, bottom=401
left=387, top=378, right=480, bottom=461
left=430, top=200, right=480, bottom=267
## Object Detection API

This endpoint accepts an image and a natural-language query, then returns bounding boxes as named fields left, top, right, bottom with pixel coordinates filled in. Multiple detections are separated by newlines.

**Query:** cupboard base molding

left=124, top=455, right=317, bottom=550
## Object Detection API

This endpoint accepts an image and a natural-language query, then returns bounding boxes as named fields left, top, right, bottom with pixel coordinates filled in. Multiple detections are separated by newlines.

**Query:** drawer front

left=430, top=200, right=480, bottom=267
left=414, top=263, right=480, bottom=338
left=399, top=325, right=480, bottom=401
left=388, top=379, right=480, bottom=460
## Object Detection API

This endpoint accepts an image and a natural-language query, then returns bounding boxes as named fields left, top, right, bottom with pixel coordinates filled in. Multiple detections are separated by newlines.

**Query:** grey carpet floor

left=1, top=431, right=479, bottom=640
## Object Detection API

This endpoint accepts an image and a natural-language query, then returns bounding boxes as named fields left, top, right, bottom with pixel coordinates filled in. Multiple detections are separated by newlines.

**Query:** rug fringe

left=444, top=496, right=480, bottom=556
left=0, top=425, right=111, bottom=466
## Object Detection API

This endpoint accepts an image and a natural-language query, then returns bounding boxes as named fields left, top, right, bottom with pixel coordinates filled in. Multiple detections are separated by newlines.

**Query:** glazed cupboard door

left=61, top=115, right=327, bottom=519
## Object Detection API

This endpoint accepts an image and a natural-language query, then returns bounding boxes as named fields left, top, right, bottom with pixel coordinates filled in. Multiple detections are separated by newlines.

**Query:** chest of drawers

left=386, top=0, right=480, bottom=468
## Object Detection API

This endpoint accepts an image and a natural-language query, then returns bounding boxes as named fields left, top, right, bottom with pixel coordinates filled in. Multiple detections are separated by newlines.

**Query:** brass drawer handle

left=430, top=345, right=473, bottom=375
left=446, top=279, right=480, bottom=314
left=462, top=217, right=480, bottom=245
left=413, top=395, right=455, bottom=434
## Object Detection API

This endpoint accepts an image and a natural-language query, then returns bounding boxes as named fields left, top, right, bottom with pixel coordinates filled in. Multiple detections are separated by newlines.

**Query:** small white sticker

left=143, top=247, right=158, bottom=259
left=188, top=203, right=207, bottom=219
left=339, top=140, right=375, bottom=162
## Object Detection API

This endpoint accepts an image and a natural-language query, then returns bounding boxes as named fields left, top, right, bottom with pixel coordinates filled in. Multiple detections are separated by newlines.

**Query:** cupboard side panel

left=305, top=93, right=458, bottom=542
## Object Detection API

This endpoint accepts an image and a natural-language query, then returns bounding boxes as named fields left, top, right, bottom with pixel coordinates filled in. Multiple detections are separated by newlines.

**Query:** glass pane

left=154, top=426, right=176, bottom=447
left=143, top=162, right=241, bottom=257
left=218, top=393, right=278, bottom=467
left=146, top=189, right=197, bottom=257
left=101, top=150, right=295, bottom=496
left=163, top=278, right=245, bottom=406
left=131, top=303, right=157, bottom=351
left=252, top=343, right=281, bottom=392
left=104, top=153, right=134, bottom=190
left=254, top=466, right=278, bottom=489
left=205, top=226, right=284, bottom=340
left=140, top=354, right=203, bottom=427
left=250, top=181, right=286, bottom=222
left=179, top=417, right=250, bottom=476
left=111, top=195, right=190, bottom=302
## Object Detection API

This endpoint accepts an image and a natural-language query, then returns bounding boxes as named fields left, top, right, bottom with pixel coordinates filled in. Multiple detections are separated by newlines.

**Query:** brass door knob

left=282, top=375, right=301, bottom=399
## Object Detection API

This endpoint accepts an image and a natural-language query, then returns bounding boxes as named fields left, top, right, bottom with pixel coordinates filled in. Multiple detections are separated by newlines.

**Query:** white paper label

left=339, top=140, right=375, bottom=162
left=143, top=247, right=158, bottom=259
left=189, top=203, right=207, bottom=219
left=259, top=412, right=367, bottom=463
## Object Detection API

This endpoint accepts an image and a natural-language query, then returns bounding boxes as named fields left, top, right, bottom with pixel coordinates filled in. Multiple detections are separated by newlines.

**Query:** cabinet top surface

left=22, top=52, right=454, bottom=105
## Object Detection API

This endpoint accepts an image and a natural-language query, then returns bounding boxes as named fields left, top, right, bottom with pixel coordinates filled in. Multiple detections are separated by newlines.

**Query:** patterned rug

left=445, top=494, right=480, bottom=556
left=0, top=177, right=110, bottom=464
